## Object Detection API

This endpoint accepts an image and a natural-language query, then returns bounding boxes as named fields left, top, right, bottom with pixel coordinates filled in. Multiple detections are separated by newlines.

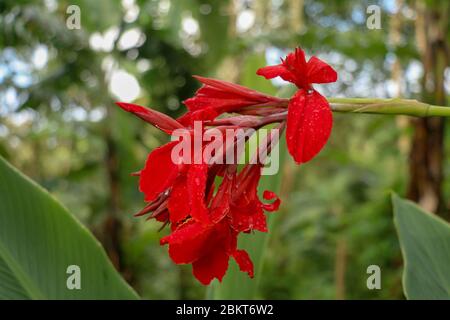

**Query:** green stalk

left=327, top=98, right=450, bottom=117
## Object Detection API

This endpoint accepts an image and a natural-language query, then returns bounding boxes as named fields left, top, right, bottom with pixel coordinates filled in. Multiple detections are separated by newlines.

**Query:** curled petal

left=306, top=56, right=338, bottom=84
left=232, top=250, right=254, bottom=278
left=286, top=89, right=333, bottom=164
left=262, top=190, right=281, bottom=212
left=139, top=141, right=180, bottom=202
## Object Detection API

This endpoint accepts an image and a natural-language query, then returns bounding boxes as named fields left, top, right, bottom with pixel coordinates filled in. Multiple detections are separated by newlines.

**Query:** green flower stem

left=328, top=98, right=450, bottom=117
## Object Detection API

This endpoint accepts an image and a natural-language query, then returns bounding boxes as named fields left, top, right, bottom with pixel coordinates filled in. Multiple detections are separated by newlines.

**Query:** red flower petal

left=284, top=48, right=307, bottom=75
left=257, top=48, right=308, bottom=88
left=256, top=64, right=290, bottom=80
left=160, top=220, right=205, bottom=245
left=306, top=56, right=338, bottom=84
left=184, top=85, right=261, bottom=111
left=208, top=165, right=235, bottom=222
left=154, top=209, right=169, bottom=222
left=168, top=175, right=190, bottom=224
left=161, top=221, right=210, bottom=263
left=230, top=205, right=265, bottom=232
left=116, top=102, right=183, bottom=133
left=180, top=76, right=281, bottom=126
left=193, top=75, right=272, bottom=100
left=257, top=48, right=338, bottom=89
left=192, top=247, right=229, bottom=285
left=229, top=165, right=269, bottom=233
left=166, top=231, right=210, bottom=264
left=187, top=164, right=210, bottom=224
left=177, top=108, right=221, bottom=126
left=232, top=250, right=254, bottom=278
left=262, top=190, right=281, bottom=212
left=286, top=89, right=333, bottom=164
left=139, top=141, right=180, bottom=202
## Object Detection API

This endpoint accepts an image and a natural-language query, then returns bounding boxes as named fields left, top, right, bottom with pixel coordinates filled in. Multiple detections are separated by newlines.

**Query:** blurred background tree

left=0, top=0, right=448, bottom=299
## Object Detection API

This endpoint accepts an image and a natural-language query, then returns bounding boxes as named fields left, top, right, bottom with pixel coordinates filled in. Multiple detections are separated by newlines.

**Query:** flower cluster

left=117, top=47, right=337, bottom=285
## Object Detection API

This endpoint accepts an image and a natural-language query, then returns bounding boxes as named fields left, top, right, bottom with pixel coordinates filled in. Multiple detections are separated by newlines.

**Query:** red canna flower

left=256, top=48, right=337, bottom=89
left=116, top=47, right=337, bottom=285
left=257, top=48, right=337, bottom=164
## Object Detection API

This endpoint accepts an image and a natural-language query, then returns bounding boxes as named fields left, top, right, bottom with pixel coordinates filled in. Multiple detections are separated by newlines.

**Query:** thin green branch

left=328, top=98, right=450, bottom=117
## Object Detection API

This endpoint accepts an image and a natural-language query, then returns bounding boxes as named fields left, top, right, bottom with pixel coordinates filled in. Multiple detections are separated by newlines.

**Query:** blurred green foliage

left=0, top=0, right=448, bottom=299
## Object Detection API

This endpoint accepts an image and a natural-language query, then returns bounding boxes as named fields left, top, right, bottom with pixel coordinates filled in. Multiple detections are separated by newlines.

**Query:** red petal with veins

left=192, top=247, right=229, bottom=285
left=229, top=165, right=269, bottom=233
left=232, top=250, right=254, bottom=278
left=187, top=164, right=210, bottom=224
left=286, top=89, right=333, bottom=164
left=139, top=141, right=179, bottom=202
left=306, top=56, right=338, bottom=84
left=165, top=227, right=210, bottom=264
left=168, top=175, right=190, bottom=224
left=161, top=221, right=210, bottom=264
left=230, top=205, right=267, bottom=233
left=160, top=220, right=205, bottom=246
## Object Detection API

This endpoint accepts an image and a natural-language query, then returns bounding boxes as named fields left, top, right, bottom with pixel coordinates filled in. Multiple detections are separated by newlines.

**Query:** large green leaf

left=0, top=157, right=138, bottom=299
left=392, top=194, right=450, bottom=299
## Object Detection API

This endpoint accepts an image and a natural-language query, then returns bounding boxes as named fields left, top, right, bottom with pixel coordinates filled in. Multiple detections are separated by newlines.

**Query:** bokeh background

left=0, top=0, right=449, bottom=299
